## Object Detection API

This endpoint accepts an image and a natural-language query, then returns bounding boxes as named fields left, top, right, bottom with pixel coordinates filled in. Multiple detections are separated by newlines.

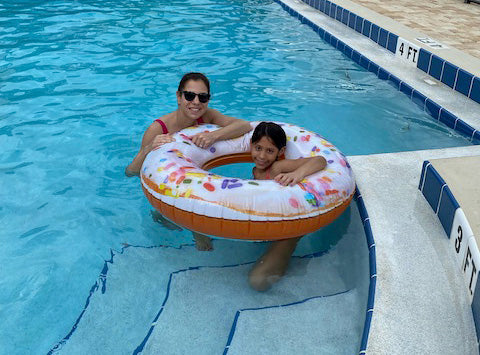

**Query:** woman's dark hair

left=178, top=72, right=210, bottom=93
left=251, top=122, right=287, bottom=150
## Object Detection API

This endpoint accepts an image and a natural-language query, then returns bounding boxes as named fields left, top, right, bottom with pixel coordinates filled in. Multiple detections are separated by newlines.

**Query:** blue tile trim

left=389, top=74, right=401, bottom=90
left=348, top=13, right=357, bottom=29
left=418, top=161, right=460, bottom=240
left=378, top=28, right=388, bottom=48
left=473, top=131, right=480, bottom=145
left=344, top=44, right=353, bottom=58
left=352, top=50, right=361, bottom=64
left=472, top=280, right=480, bottom=345
left=369, top=245, right=377, bottom=276
left=300, top=0, right=480, bottom=106
left=386, top=33, right=398, bottom=53
left=418, top=160, right=431, bottom=191
left=439, top=108, right=457, bottom=129
left=362, top=19, right=371, bottom=37
left=368, top=61, right=379, bottom=75
left=283, top=0, right=480, bottom=144
left=363, top=218, right=374, bottom=249
left=411, top=90, right=427, bottom=109
left=425, top=99, right=441, bottom=119
left=324, top=0, right=331, bottom=15
left=341, top=8, right=349, bottom=25
left=335, top=6, right=343, bottom=21
left=378, top=67, right=389, bottom=80
left=417, top=48, right=431, bottom=73
left=400, top=81, right=413, bottom=97
left=419, top=162, right=461, bottom=239
left=429, top=54, right=444, bottom=80
left=414, top=47, right=480, bottom=104
left=370, top=24, right=380, bottom=43
left=455, top=69, right=474, bottom=96
left=471, top=77, right=480, bottom=104
left=456, top=119, right=475, bottom=139
left=437, top=187, right=459, bottom=237
left=420, top=164, right=446, bottom=212
left=359, top=55, right=370, bottom=70
left=336, top=40, right=345, bottom=52
left=355, top=189, right=376, bottom=354
left=441, top=62, right=458, bottom=89
left=355, top=16, right=363, bottom=33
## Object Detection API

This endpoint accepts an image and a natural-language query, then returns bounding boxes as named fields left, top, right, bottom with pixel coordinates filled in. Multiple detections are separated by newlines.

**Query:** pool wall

left=419, top=160, right=480, bottom=351
left=274, top=0, right=480, bottom=145
left=354, top=190, right=376, bottom=354
left=300, top=0, right=480, bottom=106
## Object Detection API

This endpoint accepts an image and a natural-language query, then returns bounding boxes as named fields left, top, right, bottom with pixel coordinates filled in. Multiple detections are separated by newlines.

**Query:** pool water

left=0, top=0, right=473, bottom=354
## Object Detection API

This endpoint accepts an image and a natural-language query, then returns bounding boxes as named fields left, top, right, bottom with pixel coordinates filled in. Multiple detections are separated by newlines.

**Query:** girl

left=248, top=121, right=327, bottom=291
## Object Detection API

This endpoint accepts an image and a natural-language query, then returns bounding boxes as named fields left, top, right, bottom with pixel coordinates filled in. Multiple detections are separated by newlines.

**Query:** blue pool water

left=0, top=0, right=473, bottom=354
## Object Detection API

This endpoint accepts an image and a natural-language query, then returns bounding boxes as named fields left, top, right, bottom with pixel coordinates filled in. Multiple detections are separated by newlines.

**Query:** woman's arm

left=190, top=109, right=252, bottom=148
left=125, top=123, right=174, bottom=177
left=271, top=156, right=327, bottom=186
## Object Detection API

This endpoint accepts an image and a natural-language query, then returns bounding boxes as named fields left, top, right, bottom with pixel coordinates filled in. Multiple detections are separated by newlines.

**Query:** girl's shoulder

left=269, top=161, right=284, bottom=177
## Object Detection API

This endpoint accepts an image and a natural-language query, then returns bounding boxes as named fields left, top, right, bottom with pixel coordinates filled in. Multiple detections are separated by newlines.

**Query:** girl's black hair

left=178, top=72, right=210, bottom=93
left=251, top=122, right=287, bottom=150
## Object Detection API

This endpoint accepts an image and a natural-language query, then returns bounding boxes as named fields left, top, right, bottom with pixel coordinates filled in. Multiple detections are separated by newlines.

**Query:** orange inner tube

left=142, top=154, right=354, bottom=241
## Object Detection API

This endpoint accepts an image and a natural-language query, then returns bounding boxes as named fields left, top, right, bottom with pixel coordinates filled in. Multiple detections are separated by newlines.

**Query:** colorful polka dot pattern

left=141, top=122, right=355, bottom=221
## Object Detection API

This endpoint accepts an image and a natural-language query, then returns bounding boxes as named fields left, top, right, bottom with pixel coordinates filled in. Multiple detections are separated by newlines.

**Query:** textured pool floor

left=51, top=230, right=366, bottom=354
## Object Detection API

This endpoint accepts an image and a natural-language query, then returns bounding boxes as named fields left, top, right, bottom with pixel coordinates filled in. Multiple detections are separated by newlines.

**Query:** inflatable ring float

left=141, top=121, right=355, bottom=241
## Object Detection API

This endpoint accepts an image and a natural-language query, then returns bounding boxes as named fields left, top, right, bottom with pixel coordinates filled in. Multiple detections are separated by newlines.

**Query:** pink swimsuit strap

left=265, top=167, right=271, bottom=180
left=154, top=117, right=204, bottom=134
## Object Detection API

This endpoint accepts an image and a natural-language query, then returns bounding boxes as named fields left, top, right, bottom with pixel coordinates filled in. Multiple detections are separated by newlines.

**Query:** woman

left=126, top=72, right=252, bottom=250
left=125, top=72, right=252, bottom=177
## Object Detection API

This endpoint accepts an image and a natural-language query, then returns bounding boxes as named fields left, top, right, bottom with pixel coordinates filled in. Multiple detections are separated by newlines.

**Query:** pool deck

left=351, top=0, right=480, bottom=60
left=284, top=0, right=480, bottom=353
left=349, top=146, right=480, bottom=354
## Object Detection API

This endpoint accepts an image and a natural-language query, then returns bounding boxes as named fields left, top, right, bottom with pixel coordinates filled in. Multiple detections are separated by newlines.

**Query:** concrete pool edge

left=419, top=156, right=480, bottom=349
left=348, top=146, right=480, bottom=354
left=274, top=0, right=480, bottom=352
left=298, top=0, right=480, bottom=106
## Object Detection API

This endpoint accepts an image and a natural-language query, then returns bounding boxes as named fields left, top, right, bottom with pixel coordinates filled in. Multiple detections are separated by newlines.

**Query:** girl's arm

left=271, top=156, right=327, bottom=186
left=125, top=123, right=174, bottom=177
left=190, top=109, right=252, bottom=148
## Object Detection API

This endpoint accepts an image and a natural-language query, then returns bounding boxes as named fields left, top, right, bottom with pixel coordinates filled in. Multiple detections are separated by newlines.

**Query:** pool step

left=348, top=146, right=480, bottom=354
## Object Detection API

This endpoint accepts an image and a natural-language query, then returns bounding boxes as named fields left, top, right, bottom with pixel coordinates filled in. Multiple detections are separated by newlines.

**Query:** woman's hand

left=274, top=171, right=304, bottom=186
left=191, top=131, right=218, bottom=149
left=148, top=134, right=175, bottom=151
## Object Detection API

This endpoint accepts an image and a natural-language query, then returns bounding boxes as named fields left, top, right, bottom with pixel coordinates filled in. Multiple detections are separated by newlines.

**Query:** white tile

left=449, top=208, right=474, bottom=271
left=395, top=37, right=419, bottom=66
left=462, top=237, right=480, bottom=303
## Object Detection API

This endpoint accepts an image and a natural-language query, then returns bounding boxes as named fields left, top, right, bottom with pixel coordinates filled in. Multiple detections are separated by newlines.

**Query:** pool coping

left=354, top=189, right=376, bottom=353
left=419, top=157, right=480, bottom=351
left=300, top=0, right=480, bottom=105
left=348, top=146, right=480, bottom=354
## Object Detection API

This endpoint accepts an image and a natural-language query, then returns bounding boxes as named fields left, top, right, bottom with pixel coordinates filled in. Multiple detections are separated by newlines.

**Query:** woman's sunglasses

left=182, top=91, right=210, bottom=103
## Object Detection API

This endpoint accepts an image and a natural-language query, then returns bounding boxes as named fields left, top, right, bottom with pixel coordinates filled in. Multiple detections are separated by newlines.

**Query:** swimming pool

left=0, top=0, right=474, bottom=354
